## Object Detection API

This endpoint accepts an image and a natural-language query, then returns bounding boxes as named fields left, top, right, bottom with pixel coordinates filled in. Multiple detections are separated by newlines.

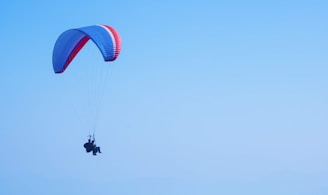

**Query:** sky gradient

left=1, top=0, right=327, bottom=194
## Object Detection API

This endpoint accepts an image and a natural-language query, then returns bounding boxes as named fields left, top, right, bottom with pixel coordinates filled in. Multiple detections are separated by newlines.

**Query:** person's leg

left=96, top=146, right=101, bottom=153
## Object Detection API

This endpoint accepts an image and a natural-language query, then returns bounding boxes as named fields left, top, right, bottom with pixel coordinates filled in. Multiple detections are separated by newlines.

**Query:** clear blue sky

left=1, top=0, right=327, bottom=194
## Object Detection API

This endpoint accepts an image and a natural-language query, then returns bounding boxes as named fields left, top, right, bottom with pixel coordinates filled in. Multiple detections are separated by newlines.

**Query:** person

left=84, top=136, right=101, bottom=155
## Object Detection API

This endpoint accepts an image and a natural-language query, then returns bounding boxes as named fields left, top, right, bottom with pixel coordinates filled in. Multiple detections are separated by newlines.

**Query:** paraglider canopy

left=52, top=24, right=121, bottom=73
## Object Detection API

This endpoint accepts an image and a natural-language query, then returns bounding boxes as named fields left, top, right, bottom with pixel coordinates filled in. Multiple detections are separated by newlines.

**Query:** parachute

left=52, top=24, right=122, bottom=137
left=53, top=24, right=121, bottom=73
